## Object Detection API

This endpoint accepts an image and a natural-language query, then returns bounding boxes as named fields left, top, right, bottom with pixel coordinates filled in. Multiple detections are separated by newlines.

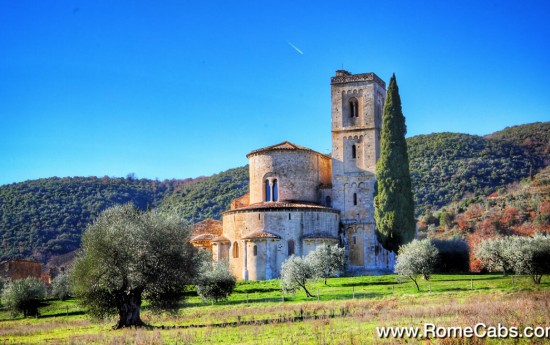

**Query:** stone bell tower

left=330, top=70, right=394, bottom=272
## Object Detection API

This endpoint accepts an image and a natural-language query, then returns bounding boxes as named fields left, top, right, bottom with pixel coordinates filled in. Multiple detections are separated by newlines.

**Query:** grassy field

left=1, top=274, right=549, bottom=344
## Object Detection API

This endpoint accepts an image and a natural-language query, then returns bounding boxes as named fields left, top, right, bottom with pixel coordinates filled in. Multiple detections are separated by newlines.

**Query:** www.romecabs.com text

left=377, top=323, right=550, bottom=339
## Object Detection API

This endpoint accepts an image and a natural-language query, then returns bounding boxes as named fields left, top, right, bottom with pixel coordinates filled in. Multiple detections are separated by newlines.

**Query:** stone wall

left=248, top=150, right=331, bottom=205
left=222, top=207, right=339, bottom=280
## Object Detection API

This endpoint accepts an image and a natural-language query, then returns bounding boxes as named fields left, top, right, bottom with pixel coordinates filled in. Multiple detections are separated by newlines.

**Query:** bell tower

left=330, top=70, right=394, bottom=272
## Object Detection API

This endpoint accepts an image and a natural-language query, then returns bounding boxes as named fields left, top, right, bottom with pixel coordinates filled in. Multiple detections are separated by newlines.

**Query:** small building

left=0, top=259, right=42, bottom=281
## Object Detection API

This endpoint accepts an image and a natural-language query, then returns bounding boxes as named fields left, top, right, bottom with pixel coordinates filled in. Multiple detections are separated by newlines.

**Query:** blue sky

left=1, top=1, right=549, bottom=185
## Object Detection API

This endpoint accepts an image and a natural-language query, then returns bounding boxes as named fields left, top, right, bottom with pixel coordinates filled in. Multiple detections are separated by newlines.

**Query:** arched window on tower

left=353, top=193, right=358, bottom=206
left=287, top=240, right=295, bottom=256
left=272, top=179, right=279, bottom=201
left=352, top=144, right=357, bottom=159
left=265, top=180, right=271, bottom=202
left=349, top=98, right=358, bottom=118
left=233, top=241, right=239, bottom=258
left=253, top=245, right=258, bottom=256
left=325, top=196, right=332, bottom=207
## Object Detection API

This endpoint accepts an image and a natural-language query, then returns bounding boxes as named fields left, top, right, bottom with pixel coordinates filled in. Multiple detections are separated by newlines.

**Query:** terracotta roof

left=211, top=235, right=230, bottom=243
left=246, top=141, right=329, bottom=158
left=302, top=232, right=339, bottom=240
left=223, top=201, right=338, bottom=214
left=242, top=230, right=281, bottom=240
left=230, top=193, right=250, bottom=210
left=190, top=233, right=216, bottom=242
left=192, top=218, right=222, bottom=237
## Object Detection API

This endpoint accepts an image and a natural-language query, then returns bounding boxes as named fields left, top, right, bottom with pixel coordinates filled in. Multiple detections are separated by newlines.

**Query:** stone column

left=265, top=240, right=272, bottom=280
left=243, top=241, right=249, bottom=281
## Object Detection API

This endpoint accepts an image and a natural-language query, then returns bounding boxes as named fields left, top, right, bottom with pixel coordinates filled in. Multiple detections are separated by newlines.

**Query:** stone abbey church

left=191, top=70, right=395, bottom=280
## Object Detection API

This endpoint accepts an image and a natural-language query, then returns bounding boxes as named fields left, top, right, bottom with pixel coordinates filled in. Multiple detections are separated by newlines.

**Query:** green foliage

left=159, top=166, right=249, bottom=223
left=394, top=239, right=439, bottom=291
left=476, top=235, right=550, bottom=284
left=71, top=204, right=202, bottom=328
left=280, top=255, right=315, bottom=297
left=1, top=277, right=46, bottom=317
left=50, top=271, right=71, bottom=301
left=375, top=74, right=416, bottom=253
left=306, top=244, right=345, bottom=284
left=407, top=129, right=546, bottom=217
left=0, top=176, right=191, bottom=262
left=195, top=260, right=236, bottom=303
left=487, top=121, right=550, bottom=164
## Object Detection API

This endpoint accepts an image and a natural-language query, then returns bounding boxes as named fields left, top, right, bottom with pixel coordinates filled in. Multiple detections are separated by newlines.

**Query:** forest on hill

left=418, top=165, right=550, bottom=270
left=0, top=122, right=548, bottom=262
left=0, top=176, right=197, bottom=261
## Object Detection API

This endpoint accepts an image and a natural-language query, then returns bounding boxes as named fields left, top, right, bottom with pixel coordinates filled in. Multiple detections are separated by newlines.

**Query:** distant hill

left=417, top=165, right=550, bottom=270
left=0, top=176, right=196, bottom=262
left=485, top=122, right=550, bottom=164
left=408, top=129, right=545, bottom=217
left=159, top=166, right=249, bottom=223
left=0, top=122, right=547, bottom=262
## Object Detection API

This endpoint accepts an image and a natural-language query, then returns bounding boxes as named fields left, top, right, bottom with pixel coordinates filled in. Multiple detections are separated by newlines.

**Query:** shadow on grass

left=337, top=281, right=397, bottom=287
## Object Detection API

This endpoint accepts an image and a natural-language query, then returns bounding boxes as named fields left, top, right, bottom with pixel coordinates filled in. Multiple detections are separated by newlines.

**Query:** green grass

left=1, top=274, right=549, bottom=344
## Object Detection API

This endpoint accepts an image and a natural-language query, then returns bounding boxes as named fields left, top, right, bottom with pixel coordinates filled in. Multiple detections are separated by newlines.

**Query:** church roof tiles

left=242, top=230, right=281, bottom=240
left=246, top=141, right=329, bottom=158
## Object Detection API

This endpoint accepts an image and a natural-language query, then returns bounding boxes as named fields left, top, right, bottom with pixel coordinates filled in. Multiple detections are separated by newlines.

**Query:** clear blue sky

left=1, top=1, right=549, bottom=185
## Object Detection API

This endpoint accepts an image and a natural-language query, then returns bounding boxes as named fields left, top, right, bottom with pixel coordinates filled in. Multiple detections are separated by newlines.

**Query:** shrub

left=195, top=260, right=236, bottom=303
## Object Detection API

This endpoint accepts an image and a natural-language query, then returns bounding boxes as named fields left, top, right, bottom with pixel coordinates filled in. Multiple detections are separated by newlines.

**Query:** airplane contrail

left=287, top=41, right=304, bottom=55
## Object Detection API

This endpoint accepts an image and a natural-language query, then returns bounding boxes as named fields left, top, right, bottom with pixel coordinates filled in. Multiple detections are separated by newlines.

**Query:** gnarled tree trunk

left=114, top=289, right=144, bottom=329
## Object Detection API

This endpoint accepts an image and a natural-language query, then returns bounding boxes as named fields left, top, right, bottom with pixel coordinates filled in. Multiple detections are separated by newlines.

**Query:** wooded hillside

left=0, top=122, right=547, bottom=262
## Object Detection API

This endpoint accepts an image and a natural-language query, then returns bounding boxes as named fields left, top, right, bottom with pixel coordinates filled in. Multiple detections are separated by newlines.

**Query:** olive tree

left=476, top=235, right=550, bottom=284
left=508, top=234, right=550, bottom=284
left=71, top=204, right=202, bottom=329
left=195, top=260, right=236, bottom=303
left=1, top=277, right=46, bottom=317
left=307, top=244, right=345, bottom=284
left=394, top=239, right=439, bottom=292
left=51, top=271, right=71, bottom=301
left=280, top=255, right=315, bottom=297
left=475, top=237, right=514, bottom=275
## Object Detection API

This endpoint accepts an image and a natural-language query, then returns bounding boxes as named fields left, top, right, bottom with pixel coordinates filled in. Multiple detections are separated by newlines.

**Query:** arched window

left=272, top=179, right=278, bottom=201
left=253, top=245, right=258, bottom=256
left=352, top=144, right=357, bottom=159
left=287, top=240, right=295, bottom=256
left=233, top=241, right=239, bottom=258
left=325, top=196, right=332, bottom=207
left=353, top=193, right=358, bottom=206
left=349, top=98, right=358, bottom=118
left=265, top=180, right=271, bottom=202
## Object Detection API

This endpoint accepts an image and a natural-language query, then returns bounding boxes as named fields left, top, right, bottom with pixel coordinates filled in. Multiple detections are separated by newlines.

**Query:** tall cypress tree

left=374, top=74, right=416, bottom=253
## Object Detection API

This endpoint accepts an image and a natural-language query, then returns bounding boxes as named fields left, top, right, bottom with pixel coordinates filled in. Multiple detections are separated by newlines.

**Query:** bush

left=1, top=277, right=46, bottom=317
left=432, top=238, right=469, bottom=273
left=195, top=260, right=236, bottom=303
left=394, top=239, right=439, bottom=291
